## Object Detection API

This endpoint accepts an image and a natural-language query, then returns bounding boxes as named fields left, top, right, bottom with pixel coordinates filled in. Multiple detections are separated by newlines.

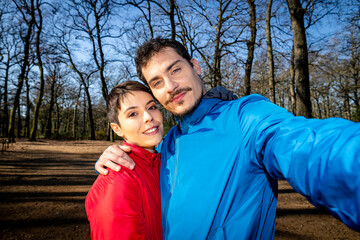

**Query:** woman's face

left=112, top=91, right=164, bottom=151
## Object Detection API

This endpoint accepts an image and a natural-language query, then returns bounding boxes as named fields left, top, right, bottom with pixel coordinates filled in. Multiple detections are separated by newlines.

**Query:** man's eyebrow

left=148, top=59, right=182, bottom=85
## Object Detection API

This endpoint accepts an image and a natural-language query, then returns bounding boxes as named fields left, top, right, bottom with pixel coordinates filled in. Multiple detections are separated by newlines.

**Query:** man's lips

left=166, top=87, right=192, bottom=104
left=171, top=91, right=187, bottom=103
left=143, top=126, right=159, bottom=135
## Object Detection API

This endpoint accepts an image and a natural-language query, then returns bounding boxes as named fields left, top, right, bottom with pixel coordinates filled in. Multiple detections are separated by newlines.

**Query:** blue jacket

left=157, top=94, right=360, bottom=239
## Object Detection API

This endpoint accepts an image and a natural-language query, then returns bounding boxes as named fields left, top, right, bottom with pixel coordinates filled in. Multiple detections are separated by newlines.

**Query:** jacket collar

left=122, top=141, right=160, bottom=166
left=177, top=98, right=221, bottom=134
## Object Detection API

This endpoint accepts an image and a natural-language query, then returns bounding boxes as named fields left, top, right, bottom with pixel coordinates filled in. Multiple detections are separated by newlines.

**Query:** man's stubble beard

left=171, top=93, right=203, bottom=118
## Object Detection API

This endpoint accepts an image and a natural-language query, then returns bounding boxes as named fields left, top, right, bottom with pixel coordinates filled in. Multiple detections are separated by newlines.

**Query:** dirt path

left=0, top=139, right=359, bottom=239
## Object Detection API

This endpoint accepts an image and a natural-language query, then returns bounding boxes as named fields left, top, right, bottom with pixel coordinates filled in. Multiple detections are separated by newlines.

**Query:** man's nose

left=165, top=77, right=179, bottom=94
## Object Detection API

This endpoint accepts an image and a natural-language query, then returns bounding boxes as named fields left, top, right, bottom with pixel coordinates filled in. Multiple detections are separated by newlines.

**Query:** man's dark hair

left=106, top=81, right=152, bottom=126
left=135, top=37, right=193, bottom=85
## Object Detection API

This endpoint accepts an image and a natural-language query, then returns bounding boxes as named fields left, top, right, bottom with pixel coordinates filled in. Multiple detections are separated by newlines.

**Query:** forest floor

left=0, top=139, right=359, bottom=240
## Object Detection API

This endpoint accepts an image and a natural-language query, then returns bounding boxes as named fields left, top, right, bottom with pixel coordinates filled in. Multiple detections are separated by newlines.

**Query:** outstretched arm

left=95, top=144, right=135, bottom=175
left=238, top=95, right=360, bottom=231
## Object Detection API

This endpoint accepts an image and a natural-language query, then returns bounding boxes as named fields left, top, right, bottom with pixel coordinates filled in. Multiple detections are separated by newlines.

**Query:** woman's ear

left=110, top=123, right=124, bottom=138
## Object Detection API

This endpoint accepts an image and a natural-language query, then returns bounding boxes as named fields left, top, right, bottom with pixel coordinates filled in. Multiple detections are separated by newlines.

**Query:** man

left=96, top=38, right=360, bottom=239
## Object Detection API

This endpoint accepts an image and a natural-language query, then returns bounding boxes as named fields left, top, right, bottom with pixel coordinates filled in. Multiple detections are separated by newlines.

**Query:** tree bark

left=73, top=88, right=81, bottom=139
left=350, top=34, right=360, bottom=121
left=84, top=86, right=95, bottom=140
left=169, top=0, right=176, bottom=40
left=244, top=0, right=257, bottom=95
left=17, top=103, right=21, bottom=138
left=289, top=44, right=296, bottom=114
left=287, top=0, right=312, bottom=117
left=266, top=0, right=276, bottom=103
left=45, top=77, right=56, bottom=139
left=30, top=1, right=44, bottom=141
left=25, top=77, right=31, bottom=138
left=3, top=55, right=10, bottom=137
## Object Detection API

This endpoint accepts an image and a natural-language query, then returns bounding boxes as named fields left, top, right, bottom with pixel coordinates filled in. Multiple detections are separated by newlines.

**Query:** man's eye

left=173, top=68, right=181, bottom=74
left=153, top=81, right=161, bottom=87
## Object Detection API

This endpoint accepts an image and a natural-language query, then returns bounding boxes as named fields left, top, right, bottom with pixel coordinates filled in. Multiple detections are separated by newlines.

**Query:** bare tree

left=180, top=0, right=249, bottom=88
left=64, top=0, right=120, bottom=140
left=121, top=0, right=155, bottom=39
left=286, top=0, right=312, bottom=117
left=289, top=45, right=296, bottom=113
left=8, top=0, right=36, bottom=142
left=0, top=26, right=22, bottom=137
left=54, top=24, right=97, bottom=139
left=244, top=0, right=256, bottom=95
left=266, top=0, right=275, bottom=103
left=30, top=0, right=45, bottom=141
left=345, top=0, right=360, bottom=121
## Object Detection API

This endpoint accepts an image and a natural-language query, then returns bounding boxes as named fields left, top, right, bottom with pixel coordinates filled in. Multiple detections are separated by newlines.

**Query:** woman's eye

left=149, top=105, right=157, bottom=111
left=128, top=112, right=138, bottom=118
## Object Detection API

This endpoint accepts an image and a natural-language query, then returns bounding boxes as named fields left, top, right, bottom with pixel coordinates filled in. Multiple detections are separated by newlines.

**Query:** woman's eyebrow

left=123, top=106, right=138, bottom=113
left=146, top=100, right=155, bottom=106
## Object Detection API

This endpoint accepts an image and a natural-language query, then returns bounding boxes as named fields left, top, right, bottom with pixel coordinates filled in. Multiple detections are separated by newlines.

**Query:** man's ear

left=110, top=123, right=123, bottom=137
left=190, top=59, right=201, bottom=75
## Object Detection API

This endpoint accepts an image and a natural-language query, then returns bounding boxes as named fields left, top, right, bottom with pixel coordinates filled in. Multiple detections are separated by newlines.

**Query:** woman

left=85, top=81, right=163, bottom=240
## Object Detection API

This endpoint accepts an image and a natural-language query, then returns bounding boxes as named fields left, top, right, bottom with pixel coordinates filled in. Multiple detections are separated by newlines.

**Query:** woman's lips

left=143, top=126, right=159, bottom=135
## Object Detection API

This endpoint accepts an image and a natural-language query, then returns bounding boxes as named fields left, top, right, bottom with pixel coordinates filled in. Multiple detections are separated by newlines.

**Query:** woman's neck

left=124, top=141, right=155, bottom=153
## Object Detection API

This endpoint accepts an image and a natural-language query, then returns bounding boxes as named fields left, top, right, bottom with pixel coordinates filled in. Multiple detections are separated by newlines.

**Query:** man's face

left=141, top=47, right=205, bottom=116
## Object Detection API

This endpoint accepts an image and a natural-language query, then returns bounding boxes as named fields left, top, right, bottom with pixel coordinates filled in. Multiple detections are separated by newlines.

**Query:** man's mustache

left=165, top=87, right=192, bottom=104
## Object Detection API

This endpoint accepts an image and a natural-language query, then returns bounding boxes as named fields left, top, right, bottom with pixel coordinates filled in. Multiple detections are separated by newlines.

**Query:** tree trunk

left=266, top=0, right=276, bottom=103
left=73, top=103, right=78, bottom=139
left=56, top=102, right=60, bottom=138
left=3, top=56, right=10, bottom=137
left=169, top=0, right=176, bottom=40
left=344, top=96, right=351, bottom=120
left=83, top=91, right=87, bottom=138
left=73, top=89, right=81, bottom=139
left=83, top=86, right=95, bottom=140
left=350, top=38, right=360, bottom=121
left=45, top=77, right=56, bottom=139
left=287, top=0, right=312, bottom=117
left=17, top=103, right=21, bottom=138
left=212, top=0, right=227, bottom=88
left=107, top=123, right=115, bottom=142
left=315, top=96, right=322, bottom=118
left=289, top=45, right=296, bottom=114
left=244, top=0, right=257, bottom=96
left=25, top=78, right=31, bottom=138
left=30, top=3, right=44, bottom=141
left=354, top=76, right=360, bottom=121
left=8, top=0, right=35, bottom=142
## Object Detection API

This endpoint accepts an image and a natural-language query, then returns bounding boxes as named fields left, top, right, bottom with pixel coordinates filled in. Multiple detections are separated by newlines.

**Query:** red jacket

left=85, top=142, right=162, bottom=240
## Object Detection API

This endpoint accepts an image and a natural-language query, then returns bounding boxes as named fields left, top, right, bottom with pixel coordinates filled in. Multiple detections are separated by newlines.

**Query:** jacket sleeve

left=238, top=94, right=360, bottom=231
left=85, top=170, right=146, bottom=240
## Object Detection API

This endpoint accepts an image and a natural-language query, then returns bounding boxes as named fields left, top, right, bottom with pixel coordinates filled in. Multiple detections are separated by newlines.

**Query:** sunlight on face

left=112, top=91, right=164, bottom=152
left=142, top=48, right=205, bottom=116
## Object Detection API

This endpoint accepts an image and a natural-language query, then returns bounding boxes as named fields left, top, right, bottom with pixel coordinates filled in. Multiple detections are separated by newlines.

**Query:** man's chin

left=171, top=96, right=203, bottom=117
